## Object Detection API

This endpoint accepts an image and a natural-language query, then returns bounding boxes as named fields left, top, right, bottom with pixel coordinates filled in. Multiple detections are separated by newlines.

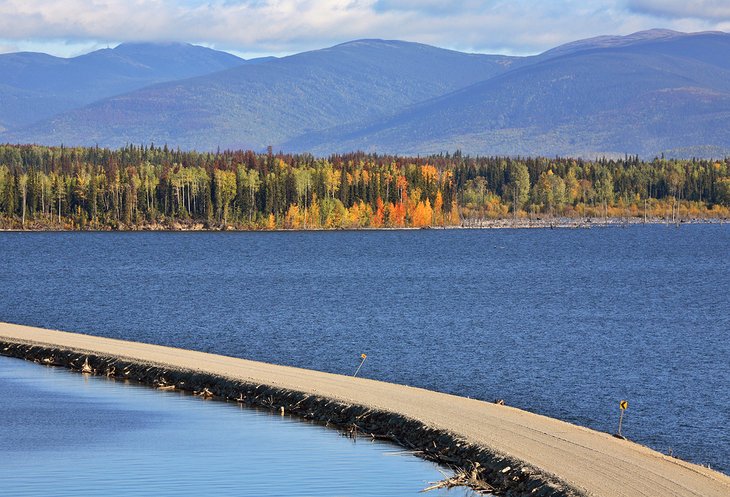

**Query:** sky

left=0, top=0, right=729, bottom=59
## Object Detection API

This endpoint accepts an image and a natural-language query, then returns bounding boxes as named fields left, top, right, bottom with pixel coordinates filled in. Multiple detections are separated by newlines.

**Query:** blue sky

left=0, top=0, right=728, bottom=58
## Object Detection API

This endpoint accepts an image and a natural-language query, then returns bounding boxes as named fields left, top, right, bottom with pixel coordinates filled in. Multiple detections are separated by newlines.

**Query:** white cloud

left=0, top=0, right=727, bottom=58
left=627, top=0, right=730, bottom=21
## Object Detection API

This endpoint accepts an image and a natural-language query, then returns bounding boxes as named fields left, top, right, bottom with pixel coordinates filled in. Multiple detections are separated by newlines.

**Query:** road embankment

left=1, top=322, right=728, bottom=497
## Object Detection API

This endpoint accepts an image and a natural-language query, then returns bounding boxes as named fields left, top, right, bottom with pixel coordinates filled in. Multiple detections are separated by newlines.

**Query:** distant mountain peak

left=324, top=38, right=481, bottom=58
left=334, top=38, right=406, bottom=47
left=540, top=29, right=726, bottom=59
left=111, top=41, right=214, bottom=55
left=327, top=39, right=423, bottom=51
left=329, top=39, right=468, bottom=53
left=112, top=41, right=195, bottom=53
left=625, top=28, right=683, bottom=38
left=115, top=41, right=192, bottom=49
left=624, top=28, right=727, bottom=39
left=574, top=28, right=683, bottom=45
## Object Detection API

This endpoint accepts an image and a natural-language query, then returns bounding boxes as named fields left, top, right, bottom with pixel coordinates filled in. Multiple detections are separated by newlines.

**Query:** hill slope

left=288, top=31, right=730, bottom=157
left=1, top=40, right=515, bottom=150
left=0, top=43, right=245, bottom=129
left=286, top=33, right=730, bottom=156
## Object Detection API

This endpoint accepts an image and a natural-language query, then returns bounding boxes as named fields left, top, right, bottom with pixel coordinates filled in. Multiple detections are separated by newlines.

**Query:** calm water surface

left=0, top=355, right=469, bottom=497
left=1, top=226, right=728, bottom=474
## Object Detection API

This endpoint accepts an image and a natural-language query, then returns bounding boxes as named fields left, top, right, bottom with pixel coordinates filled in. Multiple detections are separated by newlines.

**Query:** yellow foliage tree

left=433, top=191, right=444, bottom=225
left=265, top=213, right=276, bottom=230
left=448, top=199, right=460, bottom=226
left=284, top=204, right=303, bottom=229
left=411, top=199, right=433, bottom=227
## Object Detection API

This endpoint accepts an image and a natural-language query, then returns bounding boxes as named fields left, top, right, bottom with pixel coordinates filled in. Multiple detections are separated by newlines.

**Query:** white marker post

left=353, top=353, right=367, bottom=377
left=617, top=400, right=629, bottom=438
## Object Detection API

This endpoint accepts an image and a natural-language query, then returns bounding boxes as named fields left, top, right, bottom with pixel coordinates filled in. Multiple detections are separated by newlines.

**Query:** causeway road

left=1, top=322, right=728, bottom=497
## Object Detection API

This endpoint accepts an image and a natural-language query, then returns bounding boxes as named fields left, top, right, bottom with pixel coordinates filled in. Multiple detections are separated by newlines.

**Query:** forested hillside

left=294, top=31, right=730, bottom=157
left=2, top=40, right=511, bottom=151
left=0, top=145, right=727, bottom=230
left=0, top=43, right=244, bottom=130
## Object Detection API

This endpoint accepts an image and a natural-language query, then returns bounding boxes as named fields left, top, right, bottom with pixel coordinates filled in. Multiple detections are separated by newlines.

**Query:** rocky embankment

left=0, top=340, right=580, bottom=497
left=2, top=323, right=728, bottom=497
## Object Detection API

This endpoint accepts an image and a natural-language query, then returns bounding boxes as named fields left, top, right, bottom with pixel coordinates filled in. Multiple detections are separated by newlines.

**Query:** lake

left=1, top=226, right=728, bottom=476
left=0, top=355, right=469, bottom=496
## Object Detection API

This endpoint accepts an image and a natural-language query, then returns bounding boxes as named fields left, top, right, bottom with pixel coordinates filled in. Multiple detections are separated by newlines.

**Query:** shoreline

left=1, top=323, right=728, bottom=497
left=0, top=216, right=726, bottom=233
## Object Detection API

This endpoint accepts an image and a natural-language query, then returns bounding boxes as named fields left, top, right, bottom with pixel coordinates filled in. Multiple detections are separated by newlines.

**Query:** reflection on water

left=0, top=356, right=473, bottom=497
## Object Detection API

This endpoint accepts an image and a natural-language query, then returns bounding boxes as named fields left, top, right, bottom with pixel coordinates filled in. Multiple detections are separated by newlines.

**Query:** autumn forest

left=0, top=144, right=728, bottom=230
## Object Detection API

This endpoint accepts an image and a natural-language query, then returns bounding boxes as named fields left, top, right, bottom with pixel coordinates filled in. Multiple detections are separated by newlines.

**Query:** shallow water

left=0, top=226, right=728, bottom=473
left=0, top=356, right=471, bottom=497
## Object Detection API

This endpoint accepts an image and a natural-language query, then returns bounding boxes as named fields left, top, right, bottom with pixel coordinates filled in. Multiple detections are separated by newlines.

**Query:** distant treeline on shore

left=0, top=144, right=728, bottom=230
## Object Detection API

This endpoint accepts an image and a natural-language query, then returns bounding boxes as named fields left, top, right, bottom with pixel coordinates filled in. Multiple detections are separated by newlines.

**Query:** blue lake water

left=0, top=226, right=728, bottom=476
left=0, top=355, right=468, bottom=497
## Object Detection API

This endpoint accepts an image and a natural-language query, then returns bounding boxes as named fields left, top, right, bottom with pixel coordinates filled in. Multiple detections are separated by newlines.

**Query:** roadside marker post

left=617, top=400, right=629, bottom=437
left=353, top=353, right=367, bottom=377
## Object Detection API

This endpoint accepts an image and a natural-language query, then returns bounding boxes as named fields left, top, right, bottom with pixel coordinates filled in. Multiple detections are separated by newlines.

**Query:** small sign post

left=617, top=400, right=629, bottom=437
left=353, top=353, right=367, bottom=377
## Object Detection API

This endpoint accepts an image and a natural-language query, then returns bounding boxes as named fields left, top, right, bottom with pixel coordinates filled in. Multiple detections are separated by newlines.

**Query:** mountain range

left=2, top=30, right=729, bottom=158
left=0, top=42, right=245, bottom=131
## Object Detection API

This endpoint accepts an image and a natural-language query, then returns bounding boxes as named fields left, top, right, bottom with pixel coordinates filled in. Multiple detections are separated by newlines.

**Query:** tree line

left=0, top=144, right=728, bottom=229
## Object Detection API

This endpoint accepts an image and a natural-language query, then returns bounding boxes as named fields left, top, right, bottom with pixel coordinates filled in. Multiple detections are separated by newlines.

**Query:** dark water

left=1, top=226, right=728, bottom=474
left=0, top=355, right=468, bottom=497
